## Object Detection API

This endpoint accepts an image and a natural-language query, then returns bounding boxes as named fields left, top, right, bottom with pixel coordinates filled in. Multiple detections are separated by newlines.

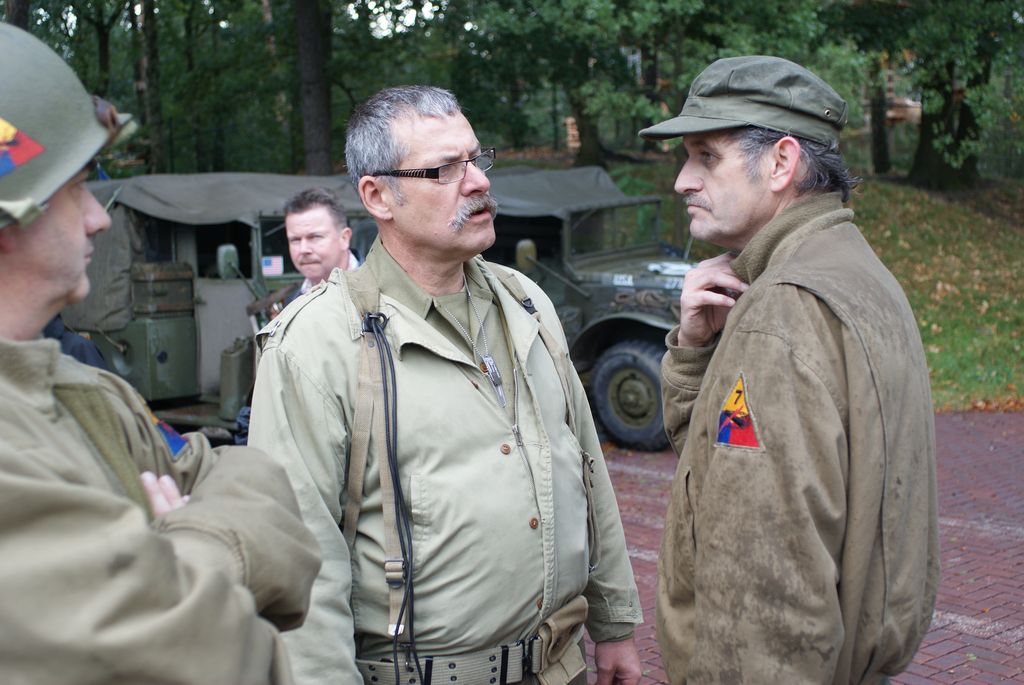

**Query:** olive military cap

left=0, top=23, right=132, bottom=228
left=639, top=55, right=847, bottom=145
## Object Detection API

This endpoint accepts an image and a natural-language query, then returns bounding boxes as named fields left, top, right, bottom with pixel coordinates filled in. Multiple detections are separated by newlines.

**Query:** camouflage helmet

left=0, top=23, right=132, bottom=228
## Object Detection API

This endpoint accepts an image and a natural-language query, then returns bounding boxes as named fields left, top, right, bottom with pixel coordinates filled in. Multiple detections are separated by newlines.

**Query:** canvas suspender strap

left=487, top=262, right=577, bottom=430
left=344, top=267, right=408, bottom=639
left=342, top=334, right=373, bottom=547
left=53, top=384, right=154, bottom=520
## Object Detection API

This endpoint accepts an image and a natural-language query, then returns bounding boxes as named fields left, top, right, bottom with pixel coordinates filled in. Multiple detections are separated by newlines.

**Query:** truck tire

left=592, top=340, right=669, bottom=452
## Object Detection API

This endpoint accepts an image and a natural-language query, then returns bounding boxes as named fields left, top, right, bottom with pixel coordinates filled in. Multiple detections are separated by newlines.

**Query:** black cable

left=367, top=313, right=424, bottom=684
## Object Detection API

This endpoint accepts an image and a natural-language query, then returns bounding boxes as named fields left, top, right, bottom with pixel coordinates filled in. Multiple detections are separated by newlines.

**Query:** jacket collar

left=0, top=336, right=64, bottom=415
left=361, top=240, right=526, bottom=364
left=732, top=192, right=852, bottom=285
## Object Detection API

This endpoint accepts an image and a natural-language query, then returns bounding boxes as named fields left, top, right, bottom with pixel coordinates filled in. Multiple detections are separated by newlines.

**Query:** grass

left=601, top=158, right=1024, bottom=412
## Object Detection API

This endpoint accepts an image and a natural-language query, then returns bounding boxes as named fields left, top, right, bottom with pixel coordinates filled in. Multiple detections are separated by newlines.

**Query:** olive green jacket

left=659, top=194, right=939, bottom=684
left=249, top=243, right=641, bottom=684
left=0, top=336, right=321, bottom=685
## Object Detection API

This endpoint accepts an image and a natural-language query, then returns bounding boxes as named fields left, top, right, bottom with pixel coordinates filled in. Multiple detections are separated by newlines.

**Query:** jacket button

left=500, top=443, right=511, bottom=455
left=529, top=517, right=539, bottom=529
left=536, top=598, right=543, bottom=610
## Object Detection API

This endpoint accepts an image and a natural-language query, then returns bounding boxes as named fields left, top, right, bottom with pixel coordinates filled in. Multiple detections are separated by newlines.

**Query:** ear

left=358, top=176, right=395, bottom=223
left=767, top=136, right=802, bottom=193
left=339, top=226, right=353, bottom=247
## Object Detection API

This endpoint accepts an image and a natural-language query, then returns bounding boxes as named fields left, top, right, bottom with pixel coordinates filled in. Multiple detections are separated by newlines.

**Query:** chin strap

left=0, top=198, right=43, bottom=228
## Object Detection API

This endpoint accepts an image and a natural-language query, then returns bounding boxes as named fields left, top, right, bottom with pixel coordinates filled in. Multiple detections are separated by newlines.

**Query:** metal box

left=131, top=263, right=194, bottom=317
left=95, top=316, right=199, bottom=401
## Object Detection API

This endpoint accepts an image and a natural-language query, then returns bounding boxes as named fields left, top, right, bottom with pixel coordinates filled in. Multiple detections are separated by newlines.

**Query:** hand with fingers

left=140, top=471, right=190, bottom=517
left=677, top=253, right=748, bottom=348
left=594, top=637, right=642, bottom=685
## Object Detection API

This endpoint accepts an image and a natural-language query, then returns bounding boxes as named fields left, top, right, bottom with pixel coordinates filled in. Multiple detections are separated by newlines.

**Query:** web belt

left=356, top=637, right=543, bottom=685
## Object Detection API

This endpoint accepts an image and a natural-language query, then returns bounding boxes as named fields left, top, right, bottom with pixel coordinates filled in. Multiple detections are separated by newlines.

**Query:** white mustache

left=683, top=193, right=711, bottom=211
left=449, top=194, right=499, bottom=232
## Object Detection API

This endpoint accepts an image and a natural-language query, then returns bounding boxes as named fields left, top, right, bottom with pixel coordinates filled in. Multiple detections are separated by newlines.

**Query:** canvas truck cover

left=87, top=172, right=363, bottom=226
left=65, top=173, right=360, bottom=332
left=489, top=166, right=659, bottom=218
left=63, top=167, right=652, bottom=332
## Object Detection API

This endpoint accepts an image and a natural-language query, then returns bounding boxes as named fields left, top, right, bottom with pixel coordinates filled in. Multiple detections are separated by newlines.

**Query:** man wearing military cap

left=0, top=23, right=319, bottom=684
left=643, top=56, right=939, bottom=683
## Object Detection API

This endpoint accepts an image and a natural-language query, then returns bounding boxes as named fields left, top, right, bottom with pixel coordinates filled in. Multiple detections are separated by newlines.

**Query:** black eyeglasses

left=371, top=148, right=495, bottom=185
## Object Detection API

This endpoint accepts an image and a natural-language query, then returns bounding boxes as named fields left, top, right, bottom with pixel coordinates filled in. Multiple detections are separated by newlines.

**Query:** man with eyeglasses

left=250, top=86, right=643, bottom=685
left=0, top=23, right=320, bottom=684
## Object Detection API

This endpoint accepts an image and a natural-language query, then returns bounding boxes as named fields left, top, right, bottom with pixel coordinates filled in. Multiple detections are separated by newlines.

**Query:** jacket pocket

left=661, top=466, right=696, bottom=592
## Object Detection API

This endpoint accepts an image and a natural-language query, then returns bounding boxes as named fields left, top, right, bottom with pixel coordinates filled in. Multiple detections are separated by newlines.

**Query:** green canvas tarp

left=88, top=172, right=363, bottom=227
left=66, top=173, right=361, bottom=332
left=64, top=167, right=654, bottom=333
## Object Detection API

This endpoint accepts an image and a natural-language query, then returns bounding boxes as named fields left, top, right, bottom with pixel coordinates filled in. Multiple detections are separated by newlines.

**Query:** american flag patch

left=262, top=255, right=284, bottom=277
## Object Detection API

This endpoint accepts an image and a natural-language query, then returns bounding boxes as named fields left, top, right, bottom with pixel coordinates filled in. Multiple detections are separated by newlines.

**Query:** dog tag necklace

left=440, top=279, right=506, bottom=407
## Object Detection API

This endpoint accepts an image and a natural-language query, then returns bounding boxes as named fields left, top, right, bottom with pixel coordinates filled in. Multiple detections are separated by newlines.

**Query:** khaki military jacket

left=250, top=242, right=641, bottom=684
left=0, top=336, right=321, bottom=685
left=659, top=194, right=939, bottom=684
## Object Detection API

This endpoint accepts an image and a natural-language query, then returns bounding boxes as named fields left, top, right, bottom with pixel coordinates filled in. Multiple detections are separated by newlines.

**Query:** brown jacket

left=659, top=194, right=939, bottom=683
left=0, top=336, right=321, bottom=685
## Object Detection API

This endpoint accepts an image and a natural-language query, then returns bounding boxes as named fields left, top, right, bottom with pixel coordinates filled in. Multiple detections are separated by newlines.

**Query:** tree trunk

left=550, top=82, right=560, bottom=151
left=640, top=45, right=659, bottom=153
left=92, top=2, right=111, bottom=96
left=128, top=2, right=147, bottom=125
left=567, top=88, right=603, bottom=167
left=671, top=46, right=687, bottom=244
left=209, top=7, right=226, bottom=171
left=261, top=0, right=292, bottom=157
left=4, top=0, right=30, bottom=28
left=141, top=0, right=165, bottom=173
left=183, top=1, right=204, bottom=171
left=869, top=60, right=890, bottom=175
left=908, top=59, right=987, bottom=191
left=293, top=0, right=333, bottom=175
left=508, top=79, right=525, bottom=149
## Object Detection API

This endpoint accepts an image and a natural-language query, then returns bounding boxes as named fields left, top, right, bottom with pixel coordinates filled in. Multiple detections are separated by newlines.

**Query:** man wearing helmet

left=0, top=23, right=320, bottom=684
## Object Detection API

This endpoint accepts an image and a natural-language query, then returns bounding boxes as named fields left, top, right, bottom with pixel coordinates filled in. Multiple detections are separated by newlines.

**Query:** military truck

left=68, top=173, right=370, bottom=435
left=69, top=167, right=692, bottom=450
left=486, top=166, right=693, bottom=451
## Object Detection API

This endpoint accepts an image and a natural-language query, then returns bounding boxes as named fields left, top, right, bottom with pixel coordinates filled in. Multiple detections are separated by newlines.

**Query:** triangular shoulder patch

left=716, top=375, right=760, bottom=448
left=0, top=116, right=45, bottom=178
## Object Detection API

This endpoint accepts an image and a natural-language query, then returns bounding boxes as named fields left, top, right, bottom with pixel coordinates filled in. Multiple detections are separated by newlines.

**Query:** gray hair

left=283, top=187, right=348, bottom=228
left=730, top=126, right=860, bottom=202
left=345, top=85, right=463, bottom=199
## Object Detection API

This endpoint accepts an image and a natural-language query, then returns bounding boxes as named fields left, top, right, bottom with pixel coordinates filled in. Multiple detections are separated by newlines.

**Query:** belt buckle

left=521, top=635, right=541, bottom=675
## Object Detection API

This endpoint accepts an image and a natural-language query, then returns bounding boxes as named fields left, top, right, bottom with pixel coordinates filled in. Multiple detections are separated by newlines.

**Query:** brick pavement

left=589, top=411, right=1024, bottom=684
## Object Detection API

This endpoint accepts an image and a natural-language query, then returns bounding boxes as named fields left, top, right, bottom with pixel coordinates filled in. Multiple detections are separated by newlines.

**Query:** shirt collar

left=365, top=238, right=493, bottom=319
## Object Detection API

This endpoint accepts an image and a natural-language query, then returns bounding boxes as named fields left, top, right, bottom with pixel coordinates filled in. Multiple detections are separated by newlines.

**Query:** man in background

left=0, top=23, right=319, bottom=684
left=642, top=55, right=939, bottom=684
left=284, top=186, right=360, bottom=303
left=43, top=312, right=108, bottom=370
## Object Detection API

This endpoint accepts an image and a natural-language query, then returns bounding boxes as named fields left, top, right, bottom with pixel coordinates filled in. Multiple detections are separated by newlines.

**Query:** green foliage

left=850, top=179, right=1024, bottom=409
left=904, top=0, right=1023, bottom=182
left=17, top=0, right=1023, bottom=186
